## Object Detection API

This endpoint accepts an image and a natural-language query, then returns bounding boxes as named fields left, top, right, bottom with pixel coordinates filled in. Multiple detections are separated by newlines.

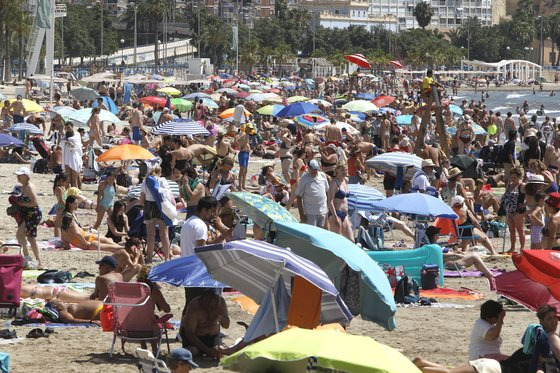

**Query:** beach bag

left=100, top=305, right=114, bottom=332
left=382, top=264, right=398, bottom=288
left=160, top=187, right=178, bottom=225
left=33, top=159, right=49, bottom=174
left=37, top=270, right=72, bottom=284
left=394, top=275, right=419, bottom=304
left=421, top=264, right=440, bottom=290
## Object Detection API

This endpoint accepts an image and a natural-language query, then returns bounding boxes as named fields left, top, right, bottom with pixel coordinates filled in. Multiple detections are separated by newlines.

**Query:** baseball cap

left=170, top=348, right=199, bottom=368
left=309, top=159, right=320, bottom=170
left=451, top=195, right=465, bottom=206
left=425, top=226, right=441, bottom=241
left=14, top=166, right=31, bottom=176
left=95, top=255, right=117, bottom=269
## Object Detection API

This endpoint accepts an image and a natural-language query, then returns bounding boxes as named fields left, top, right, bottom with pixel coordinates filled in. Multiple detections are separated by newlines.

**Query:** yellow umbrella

left=9, top=99, right=43, bottom=113
left=97, top=144, right=154, bottom=162
left=156, top=87, right=182, bottom=96
left=287, top=96, right=309, bottom=103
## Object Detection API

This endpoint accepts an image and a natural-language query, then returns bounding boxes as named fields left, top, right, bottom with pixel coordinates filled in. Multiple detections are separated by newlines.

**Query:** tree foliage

left=413, top=2, right=434, bottom=30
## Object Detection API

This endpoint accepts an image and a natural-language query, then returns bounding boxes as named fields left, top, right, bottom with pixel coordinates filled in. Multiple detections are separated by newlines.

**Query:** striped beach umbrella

left=8, top=123, right=43, bottom=135
left=347, top=184, right=386, bottom=212
left=127, top=180, right=180, bottom=199
left=151, top=119, right=210, bottom=136
left=365, top=152, right=423, bottom=179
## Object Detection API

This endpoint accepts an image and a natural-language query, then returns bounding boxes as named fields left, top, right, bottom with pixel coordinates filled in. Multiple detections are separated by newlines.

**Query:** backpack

left=421, top=264, right=440, bottom=290
left=394, top=275, right=419, bottom=304
left=33, top=159, right=49, bottom=174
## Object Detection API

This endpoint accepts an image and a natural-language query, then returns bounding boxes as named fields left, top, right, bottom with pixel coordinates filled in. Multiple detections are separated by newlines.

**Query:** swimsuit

left=19, top=196, right=42, bottom=238
left=238, top=150, right=249, bottom=167
left=99, top=184, right=116, bottom=210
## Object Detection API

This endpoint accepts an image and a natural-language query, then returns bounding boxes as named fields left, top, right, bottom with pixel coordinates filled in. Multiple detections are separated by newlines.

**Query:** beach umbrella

left=369, top=193, right=458, bottom=219
left=69, top=108, right=121, bottom=124
left=219, top=73, right=233, bottom=79
left=222, top=328, right=420, bottom=373
left=152, top=119, right=209, bottom=136
left=286, top=96, right=309, bottom=103
left=70, top=87, right=99, bottom=101
left=219, top=107, right=252, bottom=119
left=365, top=152, right=422, bottom=179
left=248, top=89, right=263, bottom=94
left=216, top=88, right=237, bottom=94
left=390, top=60, right=404, bottom=69
left=450, top=154, right=479, bottom=179
left=229, top=192, right=298, bottom=229
left=9, top=99, right=43, bottom=113
left=97, top=144, right=154, bottom=162
left=152, top=111, right=179, bottom=124
left=236, top=91, right=251, bottom=99
left=274, top=222, right=396, bottom=330
left=495, top=270, right=560, bottom=316
left=513, top=250, right=560, bottom=299
left=0, top=134, right=24, bottom=147
left=449, top=104, right=463, bottom=115
left=195, top=240, right=352, bottom=332
left=148, top=255, right=227, bottom=288
left=156, top=87, right=181, bottom=96
left=295, top=113, right=328, bottom=128
left=257, top=104, right=284, bottom=116
left=315, top=121, right=359, bottom=135
left=309, top=99, right=332, bottom=107
left=182, top=92, right=211, bottom=100
left=372, top=95, right=395, bottom=108
left=344, top=54, right=372, bottom=69
left=196, top=98, right=219, bottom=109
left=276, top=102, right=321, bottom=118
left=139, top=96, right=169, bottom=108
left=342, top=100, right=378, bottom=113
left=347, top=184, right=386, bottom=212
left=445, top=124, right=486, bottom=136
left=169, top=98, right=193, bottom=112
left=8, top=123, right=43, bottom=135
left=127, top=180, right=180, bottom=199
left=396, top=115, right=413, bottom=125
left=51, top=106, right=77, bottom=120
left=354, top=92, right=376, bottom=100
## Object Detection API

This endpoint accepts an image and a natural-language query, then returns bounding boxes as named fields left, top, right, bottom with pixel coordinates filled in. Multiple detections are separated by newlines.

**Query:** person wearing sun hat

left=543, top=192, right=560, bottom=250
left=412, top=159, right=436, bottom=193
left=441, top=167, right=470, bottom=210
left=13, top=166, right=43, bottom=268
left=451, top=195, right=497, bottom=255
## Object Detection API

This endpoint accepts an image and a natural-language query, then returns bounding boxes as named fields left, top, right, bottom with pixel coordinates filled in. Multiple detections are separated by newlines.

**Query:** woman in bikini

left=21, top=284, right=90, bottom=303
left=86, top=107, right=103, bottom=147
left=290, top=147, right=306, bottom=189
left=208, top=156, right=237, bottom=192
left=278, top=128, right=293, bottom=183
left=60, top=196, right=122, bottom=251
left=53, top=172, right=69, bottom=238
left=501, top=167, right=526, bottom=253
left=543, top=192, right=560, bottom=250
left=452, top=195, right=497, bottom=255
left=327, top=164, right=354, bottom=242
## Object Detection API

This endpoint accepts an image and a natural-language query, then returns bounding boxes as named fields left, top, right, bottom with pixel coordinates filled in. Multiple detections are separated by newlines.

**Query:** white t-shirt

left=180, top=215, right=208, bottom=257
left=412, top=171, right=430, bottom=192
left=295, top=172, right=329, bottom=215
left=233, top=104, right=247, bottom=123
left=469, top=318, right=502, bottom=360
left=141, top=177, right=170, bottom=202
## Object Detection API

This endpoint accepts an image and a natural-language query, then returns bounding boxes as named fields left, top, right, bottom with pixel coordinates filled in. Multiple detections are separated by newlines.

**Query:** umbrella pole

left=97, top=230, right=101, bottom=259
left=270, top=262, right=285, bottom=333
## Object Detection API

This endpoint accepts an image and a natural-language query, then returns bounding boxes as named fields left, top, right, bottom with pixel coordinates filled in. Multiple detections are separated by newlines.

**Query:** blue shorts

left=238, top=150, right=249, bottom=168
left=132, top=126, right=142, bottom=141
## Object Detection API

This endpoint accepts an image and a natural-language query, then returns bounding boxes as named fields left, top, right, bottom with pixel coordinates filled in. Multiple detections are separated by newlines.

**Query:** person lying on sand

left=21, top=284, right=90, bottom=303
left=48, top=299, right=103, bottom=325
left=60, top=196, right=122, bottom=252
left=90, top=256, right=123, bottom=301
left=426, top=226, right=497, bottom=290
left=413, top=356, right=501, bottom=373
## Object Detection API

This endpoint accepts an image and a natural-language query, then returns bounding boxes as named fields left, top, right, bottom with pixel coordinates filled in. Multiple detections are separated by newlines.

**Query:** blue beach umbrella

left=275, top=102, right=321, bottom=118
left=148, top=255, right=227, bottom=288
left=347, top=184, right=386, bottom=212
left=449, top=104, right=463, bottom=116
left=395, top=114, right=413, bottom=125
left=0, top=134, right=23, bottom=147
left=354, top=92, right=376, bottom=100
left=369, top=193, right=458, bottom=219
left=229, top=192, right=298, bottom=229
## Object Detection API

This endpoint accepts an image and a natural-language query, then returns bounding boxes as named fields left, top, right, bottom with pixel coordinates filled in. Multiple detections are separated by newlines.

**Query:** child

left=528, top=191, right=546, bottom=249
left=1, top=100, right=11, bottom=129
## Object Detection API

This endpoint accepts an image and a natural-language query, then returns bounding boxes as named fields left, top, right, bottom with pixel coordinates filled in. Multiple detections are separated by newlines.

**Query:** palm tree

left=11, top=4, right=31, bottom=79
left=446, top=28, right=461, bottom=46
left=137, top=0, right=173, bottom=68
left=413, top=2, right=434, bottom=30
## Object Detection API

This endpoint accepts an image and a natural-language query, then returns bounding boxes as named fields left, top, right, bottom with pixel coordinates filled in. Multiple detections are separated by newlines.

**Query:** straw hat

left=525, top=128, right=538, bottom=138
left=421, top=159, right=436, bottom=168
left=448, top=167, right=462, bottom=179
left=527, top=174, right=547, bottom=184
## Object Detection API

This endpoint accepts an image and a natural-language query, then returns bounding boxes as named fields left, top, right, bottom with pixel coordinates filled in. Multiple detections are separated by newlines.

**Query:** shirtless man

left=112, top=237, right=144, bottom=282
left=170, top=137, right=191, bottom=172
left=96, top=97, right=108, bottom=111
left=492, top=112, right=503, bottom=141
left=354, top=141, right=378, bottom=160
left=54, top=93, right=64, bottom=107
left=98, top=81, right=108, bottom=96
left=181, top=290, right=230, bottom=358
left=49, top=114, right=65, bottom=141
left=380, top=113, right=391, bottom=150
left=421, top=142, right=446, bottom=167
left=545, top=134, right=560, bottom=184
left=456, top=116, right=474, bottom=155
left=160, top=107, right=174, bottom=123
left=237, top=126, right=251, bottom=191
left=127, top=102, right=144, bottom=144
left=504, top=112, right=516, bottom=138
left=49, top=145, right=63, bottom=173
left=10, top=95, right=25, bottom=124
left=49, top=299, right=103, bottom=324
left=325, top=118, right=342, bottom=146
left=90, top=256, right=123, bottom=301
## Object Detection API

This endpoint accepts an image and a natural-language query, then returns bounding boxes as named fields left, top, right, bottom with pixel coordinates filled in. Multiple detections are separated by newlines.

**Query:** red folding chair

left=104, top=282, right=172, bottom=358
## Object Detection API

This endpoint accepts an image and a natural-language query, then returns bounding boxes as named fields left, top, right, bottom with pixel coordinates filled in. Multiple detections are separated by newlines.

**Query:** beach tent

left=93, top=96, right=118, bottom=115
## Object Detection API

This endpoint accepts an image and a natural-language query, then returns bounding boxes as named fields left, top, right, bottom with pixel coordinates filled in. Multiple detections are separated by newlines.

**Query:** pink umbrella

left=390, top=60, right=404, bottom=69
left=236, top=91, right=251, bottom=99
left=372, top=95, right=396, bottom=108
left=344, top=54, right=372, bottom=69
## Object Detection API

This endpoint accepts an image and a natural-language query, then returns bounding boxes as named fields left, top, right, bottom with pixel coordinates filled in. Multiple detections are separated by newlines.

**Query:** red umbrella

left=372, top=95, right=396, bottom=108
left=139, top=96, right=170, bottom=108
left=344, top=54, right=372, bottom=69
left=265, top=88, right=281, bottom=94
left=513, top=250, right=560, bottom=298
left=390, top=60, right=404, bottom=69
left=495, top=270, right=560, bottom=316
left=236, top=91, right=251, bottom=99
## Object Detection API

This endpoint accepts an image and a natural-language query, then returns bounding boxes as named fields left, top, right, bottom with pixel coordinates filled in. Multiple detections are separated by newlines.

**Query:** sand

left=0, top=158, right=534, bottom=373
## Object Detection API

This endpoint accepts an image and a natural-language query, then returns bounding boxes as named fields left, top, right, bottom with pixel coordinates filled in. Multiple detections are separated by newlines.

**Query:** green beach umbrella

left=342, top=100, right=379, bottom=113
left=170, top=98, right=193, bottom=112
left=257, top=104, right=285, bottom=116
left=221, top=328, right=421, bottom=373
left=286, top=95, right=309, bottom=103
left=228, top=192, right=298, bottom=229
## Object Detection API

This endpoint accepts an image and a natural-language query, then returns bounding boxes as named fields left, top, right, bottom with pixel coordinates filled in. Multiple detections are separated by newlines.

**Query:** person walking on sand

left=236, top=125, right=251, bottom=191
left=13, top=167, right=43, bottom=268
left=61, top=122, right=83, bottom=189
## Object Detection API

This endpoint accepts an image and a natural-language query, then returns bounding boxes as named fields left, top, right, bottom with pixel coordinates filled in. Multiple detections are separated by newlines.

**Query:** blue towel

left=123, top=83, right=132, bottom=105
left=145, top=176, right=173, bottom=227
left=394, top=165, right=404, bottom=191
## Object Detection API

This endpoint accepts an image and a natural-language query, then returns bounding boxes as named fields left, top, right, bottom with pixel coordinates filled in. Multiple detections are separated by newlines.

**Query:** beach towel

left=444, top=268, right=506, bottom=278
left=19, top=322, right=98, bottom=328
left=93, top=96, right=118, bottom=115
left=145, top=176, right=176, bottom=227
left=123, top=83, right=132, bottom=105
left=419, top=287, right=485, bottom=301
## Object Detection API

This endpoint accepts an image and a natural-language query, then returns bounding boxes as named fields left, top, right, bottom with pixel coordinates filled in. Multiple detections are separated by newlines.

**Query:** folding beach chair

left=135, top=348, right=170, bottom=373
left=104, top=282, right=173, bottom=358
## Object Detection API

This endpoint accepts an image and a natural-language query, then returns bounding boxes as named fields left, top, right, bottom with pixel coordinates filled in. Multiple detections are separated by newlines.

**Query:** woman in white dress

left=61, top=122, right=83, bottom=189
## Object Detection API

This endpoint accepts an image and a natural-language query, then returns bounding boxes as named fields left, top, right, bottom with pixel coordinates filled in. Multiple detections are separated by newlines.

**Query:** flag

left=232, top=25, right=238, bottom=51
